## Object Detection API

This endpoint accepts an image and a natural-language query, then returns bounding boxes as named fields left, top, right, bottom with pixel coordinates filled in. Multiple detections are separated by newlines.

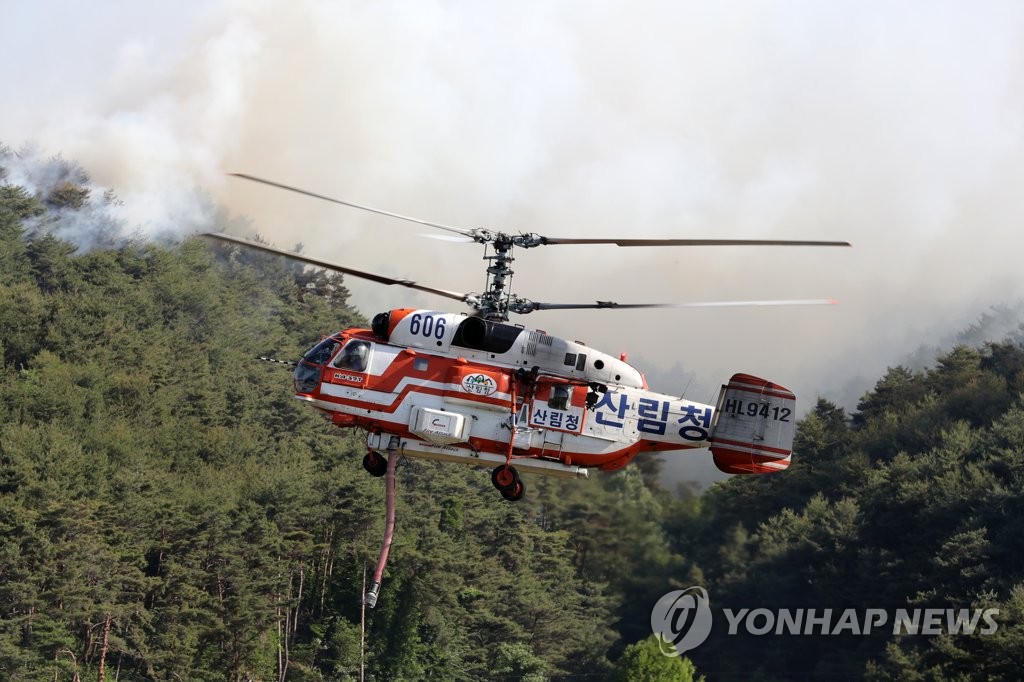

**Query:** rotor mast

left=480, top=238, right=514, bottom=320
left=473, top=232, right=548, bottom=321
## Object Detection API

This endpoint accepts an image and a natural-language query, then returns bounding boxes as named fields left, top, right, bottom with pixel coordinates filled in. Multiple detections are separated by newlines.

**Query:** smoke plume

left=5, top=1, right=1024, bottom=484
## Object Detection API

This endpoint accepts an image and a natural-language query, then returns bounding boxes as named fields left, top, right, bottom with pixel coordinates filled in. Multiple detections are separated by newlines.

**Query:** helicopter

left=209, top=174, right=849, bottom=503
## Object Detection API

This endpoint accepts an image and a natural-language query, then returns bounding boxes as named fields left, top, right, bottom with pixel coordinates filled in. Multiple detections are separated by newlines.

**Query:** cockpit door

left=324, top=339, right=374, bottom=389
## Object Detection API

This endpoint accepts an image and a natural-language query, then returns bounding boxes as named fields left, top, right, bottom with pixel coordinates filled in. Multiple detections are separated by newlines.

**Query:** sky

left=5, top=1, right=1024, bottom=481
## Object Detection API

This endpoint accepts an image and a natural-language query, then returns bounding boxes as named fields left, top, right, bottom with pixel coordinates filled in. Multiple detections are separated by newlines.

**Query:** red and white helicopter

left=210, top=174, right=849, bottom=503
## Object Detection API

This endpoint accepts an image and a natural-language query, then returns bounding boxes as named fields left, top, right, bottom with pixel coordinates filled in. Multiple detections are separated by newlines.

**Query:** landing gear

left=363, top=451, right=388, bottom=477
left=491, top=464, right=525, bottom=501
left=500, top=481, right=525, bottom=501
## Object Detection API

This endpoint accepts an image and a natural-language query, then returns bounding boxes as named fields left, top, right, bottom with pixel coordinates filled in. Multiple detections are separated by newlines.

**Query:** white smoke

left=5, top=1, right=1024, bottom=486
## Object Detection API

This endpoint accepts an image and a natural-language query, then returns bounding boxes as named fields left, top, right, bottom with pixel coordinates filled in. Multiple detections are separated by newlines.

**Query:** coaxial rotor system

left=208, top=173, right=850, bottom=321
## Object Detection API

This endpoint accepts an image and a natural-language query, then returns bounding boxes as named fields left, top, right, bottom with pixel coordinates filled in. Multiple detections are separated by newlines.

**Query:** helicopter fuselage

left=293, top=308, right=795, bottom=479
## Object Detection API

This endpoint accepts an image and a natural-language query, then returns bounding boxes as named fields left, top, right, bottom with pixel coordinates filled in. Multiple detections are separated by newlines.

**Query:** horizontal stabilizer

left=710, top=373, right=796, bottom=474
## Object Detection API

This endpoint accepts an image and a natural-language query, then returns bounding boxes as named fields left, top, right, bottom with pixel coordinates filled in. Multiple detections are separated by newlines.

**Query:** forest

left=1, top=148, right=1023, bottom=681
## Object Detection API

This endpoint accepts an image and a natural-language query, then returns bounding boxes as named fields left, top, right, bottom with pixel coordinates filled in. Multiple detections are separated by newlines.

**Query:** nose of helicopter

left=293, top=360, right=320, bottom=394
left=294, top=336, right=342, bottom=394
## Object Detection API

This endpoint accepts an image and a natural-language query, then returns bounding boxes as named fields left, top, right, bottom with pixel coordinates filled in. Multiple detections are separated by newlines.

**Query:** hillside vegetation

left=2, top=150, right=1023, bottom=680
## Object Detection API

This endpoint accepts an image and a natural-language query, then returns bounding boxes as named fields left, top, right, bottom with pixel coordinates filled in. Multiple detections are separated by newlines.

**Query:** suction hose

left=364, top=451, right=398, bottom=608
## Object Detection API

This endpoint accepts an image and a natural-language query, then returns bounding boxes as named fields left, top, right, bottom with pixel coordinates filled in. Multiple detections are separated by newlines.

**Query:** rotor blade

left=527, top=299, right=840, bottom=311
left=229, top=173, right=475, bottom=237
left=541, top=237, right=852, bottom=247
left=230, top=174, right=852, bottom=248
left=203, top=232, right=472, bottom=303
left=419, top=233, right=477, bottom=243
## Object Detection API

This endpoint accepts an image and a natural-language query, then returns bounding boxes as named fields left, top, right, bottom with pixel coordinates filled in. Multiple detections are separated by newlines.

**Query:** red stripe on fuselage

left=311, top=380, right=512, bottom=413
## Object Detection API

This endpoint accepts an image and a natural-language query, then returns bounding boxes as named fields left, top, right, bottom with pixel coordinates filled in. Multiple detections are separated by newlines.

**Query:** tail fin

left=710, top=373, right=795, bottom=474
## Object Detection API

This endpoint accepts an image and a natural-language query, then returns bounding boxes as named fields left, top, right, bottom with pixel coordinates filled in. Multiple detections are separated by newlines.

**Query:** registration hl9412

left=722, top=398, right=791, bottom=422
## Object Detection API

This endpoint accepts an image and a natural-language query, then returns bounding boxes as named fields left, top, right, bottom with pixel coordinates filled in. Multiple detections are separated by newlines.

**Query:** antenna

left=680, top=375, right=694, bottom=400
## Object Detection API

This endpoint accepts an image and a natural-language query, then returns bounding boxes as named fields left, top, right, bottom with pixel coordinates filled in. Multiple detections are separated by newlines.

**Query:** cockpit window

left=332, top=340, right=370, bottom=372
left=303, top=338, right=340, bottom=365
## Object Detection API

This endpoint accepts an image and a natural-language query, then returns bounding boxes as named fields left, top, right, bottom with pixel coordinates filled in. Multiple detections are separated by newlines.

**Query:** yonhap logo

left=650, top=586, right=1001, bottom=656
left=650, top=586, right=713, bottom=656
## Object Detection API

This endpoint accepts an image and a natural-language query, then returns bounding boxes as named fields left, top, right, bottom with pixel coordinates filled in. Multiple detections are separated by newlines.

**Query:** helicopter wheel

left=491, top=464, right=519, bottom=491
left=491, top=465, right=523, bottom=500
left=500, top=481, right=525, bottom=502
left=363, top=451, right=388, bottom=477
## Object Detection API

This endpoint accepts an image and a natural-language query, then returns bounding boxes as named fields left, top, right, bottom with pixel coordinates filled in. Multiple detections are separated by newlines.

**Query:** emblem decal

left=461, top=373, right=498, bottom=396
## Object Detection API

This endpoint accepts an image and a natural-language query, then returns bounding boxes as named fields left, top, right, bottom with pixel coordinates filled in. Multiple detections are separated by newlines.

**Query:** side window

left=548, top=385, right=570, bottom=410
left=332, top=340, right=371, bottom=372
